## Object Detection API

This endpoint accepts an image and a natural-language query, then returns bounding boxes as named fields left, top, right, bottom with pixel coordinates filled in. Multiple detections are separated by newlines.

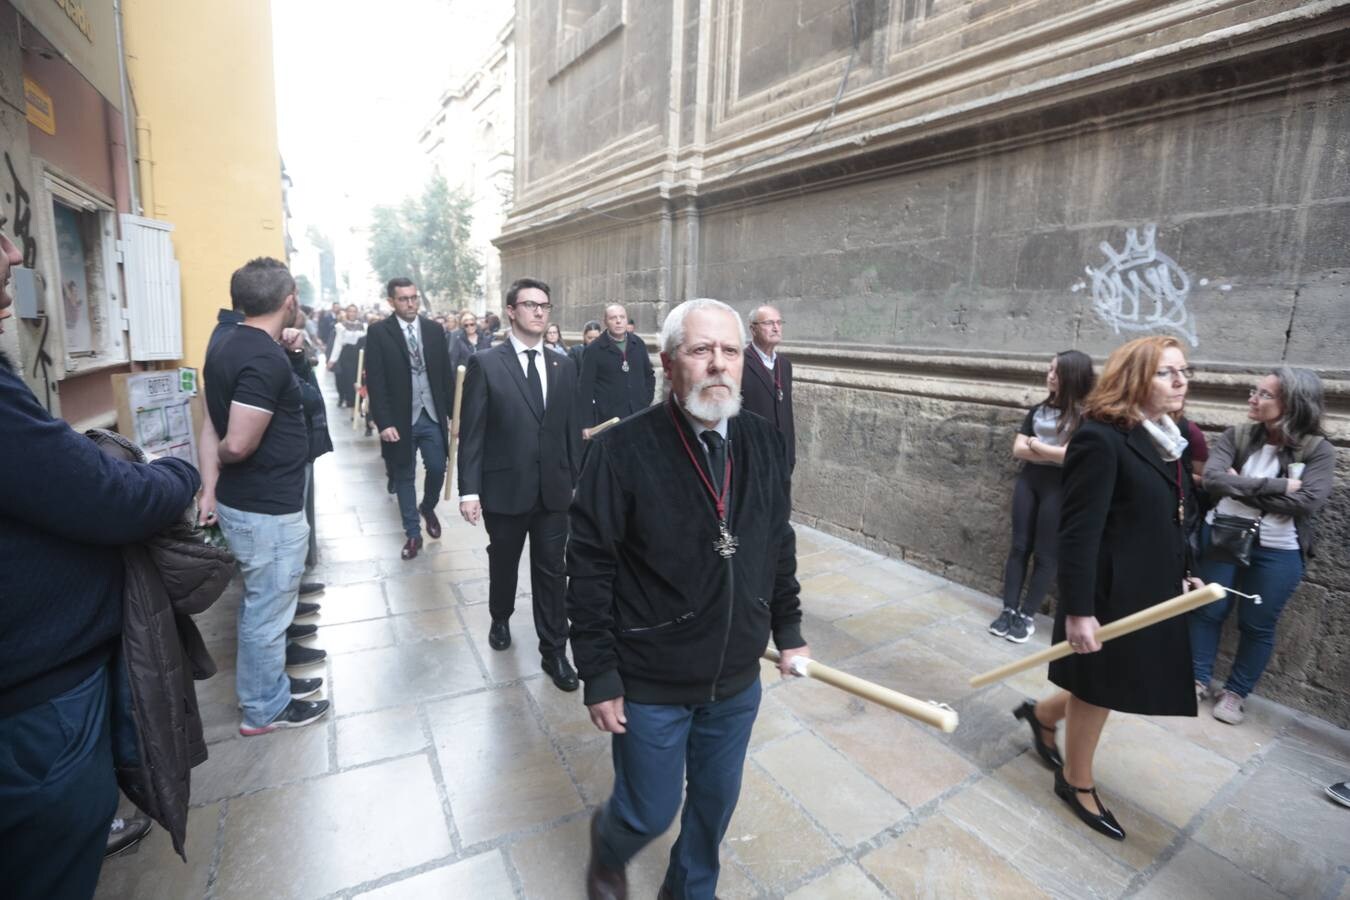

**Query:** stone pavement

left=97, top=376, right=1350, bottom=900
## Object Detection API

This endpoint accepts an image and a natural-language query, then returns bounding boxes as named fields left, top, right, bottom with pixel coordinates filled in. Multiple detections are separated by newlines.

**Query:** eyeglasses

left=1248, top=387, right=1278, bottom=401
left=753, top=319, right=785, bottom=328
left=1155, top=367, right=1194, bottom=381
left=515, top=300, right=552, bottom=313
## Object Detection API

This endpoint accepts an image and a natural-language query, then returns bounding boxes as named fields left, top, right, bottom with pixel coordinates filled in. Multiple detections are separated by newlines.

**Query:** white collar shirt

left=752, top=343, right=777, bottom=369
left=508, top=331, right=548, bottom=407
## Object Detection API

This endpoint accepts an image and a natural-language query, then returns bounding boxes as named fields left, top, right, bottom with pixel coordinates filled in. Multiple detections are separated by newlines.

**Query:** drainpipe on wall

left=113, top=0, right=140, bottom=216
left=136, top=117, right=154, bottom=214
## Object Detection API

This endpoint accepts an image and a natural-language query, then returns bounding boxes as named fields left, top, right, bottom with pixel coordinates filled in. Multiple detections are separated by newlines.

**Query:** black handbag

left=1206, top=514, right=1261, bottom=567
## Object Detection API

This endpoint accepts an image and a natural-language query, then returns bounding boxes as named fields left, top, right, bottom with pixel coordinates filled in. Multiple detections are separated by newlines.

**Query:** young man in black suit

left=740, top=304, right=796, bottom=472
left=365, top=278, right=453, bottom=560
left=576, top=303, right=656, bottom=438
left=457, top=278, right=582, bottom=691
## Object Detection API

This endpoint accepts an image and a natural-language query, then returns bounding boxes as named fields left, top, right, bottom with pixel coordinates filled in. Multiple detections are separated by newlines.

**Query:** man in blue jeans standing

left=0, top=227, right=200, bottom=899
left=200, top=257, right=330, bottom=736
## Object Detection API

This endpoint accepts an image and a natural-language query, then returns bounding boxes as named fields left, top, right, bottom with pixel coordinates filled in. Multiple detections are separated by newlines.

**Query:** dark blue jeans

left=1190, top=524, right=1305, bottom=698
left=0, top=664, right=118, bottom=900
left=596, top=678, right=762, bottom=900
left=392, top=411, right=447, bottom=539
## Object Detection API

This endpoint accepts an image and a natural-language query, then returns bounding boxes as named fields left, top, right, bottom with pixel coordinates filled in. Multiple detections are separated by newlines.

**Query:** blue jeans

left=596, top=679, right=762, bottom=900
left=217, top=502, right=310, bottom=727
left=1190, top=524, right=1305, bottom=698
left=393, top=411, right=447, bottom=539
left=0, top=665, right=118, bottom=900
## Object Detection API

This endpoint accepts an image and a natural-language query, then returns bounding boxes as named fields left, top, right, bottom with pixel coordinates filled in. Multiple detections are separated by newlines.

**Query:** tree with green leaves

left=295, top=274, right=315, bottom=305
left=367, top=174, right=481, bottom=311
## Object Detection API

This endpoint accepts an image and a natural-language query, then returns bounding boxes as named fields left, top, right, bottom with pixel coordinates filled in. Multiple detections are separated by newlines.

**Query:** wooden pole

left=351, top=347, right=365, bottom=429
left=443, top=364, right=467, bottom=500
left=763, top=647, right=959, bottom=733
left=587, top=416, right=621, bottom=439
left=968, top=583, right=1227, bottom=689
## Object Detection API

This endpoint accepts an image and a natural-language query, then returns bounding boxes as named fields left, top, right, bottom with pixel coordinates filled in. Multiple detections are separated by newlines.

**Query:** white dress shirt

left=509, top=332, right=549, bottom=407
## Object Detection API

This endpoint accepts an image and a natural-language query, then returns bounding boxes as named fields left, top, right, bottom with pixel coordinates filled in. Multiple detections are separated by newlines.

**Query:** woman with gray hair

left=1190, top=367, right=1335, bottom=725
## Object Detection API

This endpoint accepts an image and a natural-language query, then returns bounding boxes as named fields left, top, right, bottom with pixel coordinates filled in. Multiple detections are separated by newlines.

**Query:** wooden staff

left=969, top=582, right=1226, bottom=689
left=587, top=416, right=621, bottom=439
left=351, top=347, right=365, bottom=428
left=763, top=647, right=959, bottom=733
left=443, top=364, right=467, bottom=500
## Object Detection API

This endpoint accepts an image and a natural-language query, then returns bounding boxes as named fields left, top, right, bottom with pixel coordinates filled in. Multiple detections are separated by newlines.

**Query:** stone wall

left=500, top=0, right=1350, bottom=724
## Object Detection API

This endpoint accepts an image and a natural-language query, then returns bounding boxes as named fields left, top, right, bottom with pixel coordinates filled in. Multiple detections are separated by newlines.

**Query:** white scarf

left=1140, top=413, right=1188, bottom=462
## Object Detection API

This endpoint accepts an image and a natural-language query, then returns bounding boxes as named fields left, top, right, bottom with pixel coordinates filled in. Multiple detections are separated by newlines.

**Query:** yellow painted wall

left=121, top=0, right=286, bottom=371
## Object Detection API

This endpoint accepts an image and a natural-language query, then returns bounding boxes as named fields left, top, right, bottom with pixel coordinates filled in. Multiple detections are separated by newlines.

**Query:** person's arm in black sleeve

left=457, top=353, right=487, bottom=497
left=564, top=360, right=582, bottom=483
left=1056, top=424, right=1116, bottom=617
left=0, top=385, right=199, bottom=545
left=575, top=343, right=599, bottom=429
left=365, top=327, right=391, bottom=432
left=769, top=431, right=804, bottom=650
left=641, top=337, right=656, bottom=406
left=566, top=438, right=627, bottom=704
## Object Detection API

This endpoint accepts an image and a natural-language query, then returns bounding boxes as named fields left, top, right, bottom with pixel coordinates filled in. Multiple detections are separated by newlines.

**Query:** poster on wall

left=121, top=369, right=200, bottom=467
left=53, top=201, right=93, bottom=353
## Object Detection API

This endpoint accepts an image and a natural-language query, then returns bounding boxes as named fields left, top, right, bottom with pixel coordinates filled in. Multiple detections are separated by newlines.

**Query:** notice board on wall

left=112, top=369, right=204, bottom=468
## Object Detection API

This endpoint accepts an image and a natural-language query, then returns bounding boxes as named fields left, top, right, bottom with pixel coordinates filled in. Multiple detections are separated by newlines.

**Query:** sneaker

left=105, top=815, right=153, bottom=857
left=240, top=699, right=330, bottom=736
left=299, top=581, right=326, bottom=597
left=1326, top=781, right=1350, bottom=808
left=290, top=676, right=323, bottom=700
left=285, top=643, right=328, bottom=669
left=1195, top=680, right=1209, bottom=703
left=1213, top=690, right=1245, bottom=725
left=295, top=600, right=322, bottom=618
left=1006, top=613, right=1035, bottom=643
left=988, top=608, right=1015, bottom=637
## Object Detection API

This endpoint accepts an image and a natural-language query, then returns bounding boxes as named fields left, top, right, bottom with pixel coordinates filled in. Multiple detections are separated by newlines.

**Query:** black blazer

left=364, top=315, right=452, bottom=466
left=458, top=340, right=582, bottom=515
left=740, top=351, right=795, bottom=470
left=1050, top=419, right=1195, bottom=716
left=576, top=332, right=656, bottom=427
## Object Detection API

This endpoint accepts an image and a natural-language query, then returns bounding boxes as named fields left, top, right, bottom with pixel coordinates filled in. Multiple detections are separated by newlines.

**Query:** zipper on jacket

left=709, top=558, right=735, bottom=702
left=621, top=611, right=694, bottom=635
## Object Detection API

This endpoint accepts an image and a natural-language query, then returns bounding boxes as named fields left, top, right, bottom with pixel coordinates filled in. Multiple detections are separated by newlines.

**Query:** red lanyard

left=667, top=401, right=731, bottom=522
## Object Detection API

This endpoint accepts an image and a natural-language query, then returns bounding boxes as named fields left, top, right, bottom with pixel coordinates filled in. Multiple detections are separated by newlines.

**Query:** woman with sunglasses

left=1189, top=368, right=1333, bottom=725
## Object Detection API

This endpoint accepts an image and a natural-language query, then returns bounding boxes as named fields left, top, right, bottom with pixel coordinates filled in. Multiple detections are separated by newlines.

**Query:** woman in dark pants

left=328, top=304, right=365, bottom=408
left=1190, top=367, right=1333, bottom=725
left=1013, top=335, right=1201, bottom=841
left=990, top=350, right=1095, bottom=643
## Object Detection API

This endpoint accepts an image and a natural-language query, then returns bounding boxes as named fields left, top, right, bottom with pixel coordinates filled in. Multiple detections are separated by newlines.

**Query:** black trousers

left=1001, top=463, right=1063, bottom=616
left=483, top=502, right=569, bottom=658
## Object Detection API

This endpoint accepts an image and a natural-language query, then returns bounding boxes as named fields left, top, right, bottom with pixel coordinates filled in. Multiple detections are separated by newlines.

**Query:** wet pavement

left=96, top=374, right=1350, bottom=899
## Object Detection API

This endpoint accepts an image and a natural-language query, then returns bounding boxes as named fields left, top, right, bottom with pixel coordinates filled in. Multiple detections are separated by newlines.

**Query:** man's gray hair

left=659, top=298, right=748, bottom=356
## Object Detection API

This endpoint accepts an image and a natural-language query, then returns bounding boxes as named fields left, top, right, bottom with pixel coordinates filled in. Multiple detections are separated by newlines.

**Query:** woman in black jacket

left=448, top=311, right=489, bottom=373
left=1013, top=335, right=1200, bottom=841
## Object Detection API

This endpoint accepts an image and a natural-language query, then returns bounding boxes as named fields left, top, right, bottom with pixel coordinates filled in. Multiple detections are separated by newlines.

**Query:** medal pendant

left=622, top=360, right=630, bottom=373
left=777, top=388, right=784, bottom=402
left=713, top=521, right=739, bottom=559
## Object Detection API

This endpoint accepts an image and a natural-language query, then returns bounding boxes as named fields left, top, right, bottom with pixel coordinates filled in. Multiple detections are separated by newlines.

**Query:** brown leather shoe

left=401, top=537, right=423, bottom=560
left=586, top=808, right=626, bottom=900
left=420, top=506, right=442, bottom=540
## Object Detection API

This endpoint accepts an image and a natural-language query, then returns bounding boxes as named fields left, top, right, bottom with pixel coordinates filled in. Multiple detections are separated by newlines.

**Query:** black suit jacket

left=458, top=340, right=582, bottom=515
left=576, top=332, right=656, bottom=427
left=365, top=315, right=452, bottom=466
left=740, top=350, right=795, bottom=470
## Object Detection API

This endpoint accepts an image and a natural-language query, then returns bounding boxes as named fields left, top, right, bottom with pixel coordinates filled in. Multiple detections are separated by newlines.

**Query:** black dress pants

left=483, top=501, right=569, bottom=658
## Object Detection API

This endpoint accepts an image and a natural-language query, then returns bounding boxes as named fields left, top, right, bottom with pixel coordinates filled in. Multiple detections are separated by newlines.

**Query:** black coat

left=1050, top=419, right=1196, bottom=716
left=457, top=340, right=582, bottom=515
left=740, top=350, right=795, bottom=470
left=447, top=329, right=489, bottom=377
left=566, top=401, right=804, bottom=706
left=365, top=315, right=452, bottom=466
left=576, top=331, right=656, bottom=427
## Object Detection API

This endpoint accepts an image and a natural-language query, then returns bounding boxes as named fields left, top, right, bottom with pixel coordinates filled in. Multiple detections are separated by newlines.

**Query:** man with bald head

left=740, top=304, right=796, bottom=472
left=576, top=302, right=655, bottom=438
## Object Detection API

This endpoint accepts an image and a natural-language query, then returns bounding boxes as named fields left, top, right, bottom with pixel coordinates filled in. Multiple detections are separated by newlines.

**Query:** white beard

left=681, top=374, right=741, bottom=423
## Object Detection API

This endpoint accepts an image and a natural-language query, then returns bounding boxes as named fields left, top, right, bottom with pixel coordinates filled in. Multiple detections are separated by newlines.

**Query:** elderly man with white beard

left=566, top=298, right=810, bottom=900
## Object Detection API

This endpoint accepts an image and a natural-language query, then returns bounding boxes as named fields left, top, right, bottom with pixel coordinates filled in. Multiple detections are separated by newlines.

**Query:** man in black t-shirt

left=200, top=258, right=330, bottom=736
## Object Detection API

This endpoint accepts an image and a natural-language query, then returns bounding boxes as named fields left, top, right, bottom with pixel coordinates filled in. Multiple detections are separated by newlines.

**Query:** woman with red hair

left=1013, top=335, right=1201, bottom=841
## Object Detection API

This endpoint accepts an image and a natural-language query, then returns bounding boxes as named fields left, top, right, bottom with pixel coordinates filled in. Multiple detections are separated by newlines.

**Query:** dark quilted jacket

left=89, top=430, right=235, bottom=859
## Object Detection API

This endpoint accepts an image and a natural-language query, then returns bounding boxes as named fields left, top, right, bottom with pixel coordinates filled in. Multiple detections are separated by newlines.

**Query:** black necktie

left=525, top=349, right=544, bottom=412
left=701, top=430, right=725, bottom=496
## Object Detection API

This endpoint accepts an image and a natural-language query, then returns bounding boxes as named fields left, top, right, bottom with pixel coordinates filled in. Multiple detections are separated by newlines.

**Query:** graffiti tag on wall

left=3, top=151, right=37, bottom=268
left=1071, top=224, right=1197, bottom=347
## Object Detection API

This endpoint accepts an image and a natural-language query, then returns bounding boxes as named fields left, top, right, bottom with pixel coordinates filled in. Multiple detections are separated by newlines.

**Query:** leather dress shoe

left=1055, top=767, right=1126, bottom=840
left=1013, top=700, right=1063, bottom=769
left=420, top=506, right=442, bottom=540
left=488, top=619, right=511, bottom=651
left=295, top=600, right=322, bottom=618
left=298, top=581, right=325, bottom=597
left=543, top=655, right=579, bottom=692
left=401, top=537, right=423, bottom=560
left=286, top=622, right=318, bottom=641
left=586, top=809, right=626, bottom=900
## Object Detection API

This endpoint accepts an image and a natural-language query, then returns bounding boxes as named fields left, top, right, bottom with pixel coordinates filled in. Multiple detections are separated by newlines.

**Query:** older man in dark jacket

left=0, top=230, right=200, bottom=900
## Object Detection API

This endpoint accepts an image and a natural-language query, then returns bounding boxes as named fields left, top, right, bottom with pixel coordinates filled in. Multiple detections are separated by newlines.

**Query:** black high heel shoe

left=1054, top=767, right=1126, bottom=841
left=1013, top=700, right=1064, bottom=769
